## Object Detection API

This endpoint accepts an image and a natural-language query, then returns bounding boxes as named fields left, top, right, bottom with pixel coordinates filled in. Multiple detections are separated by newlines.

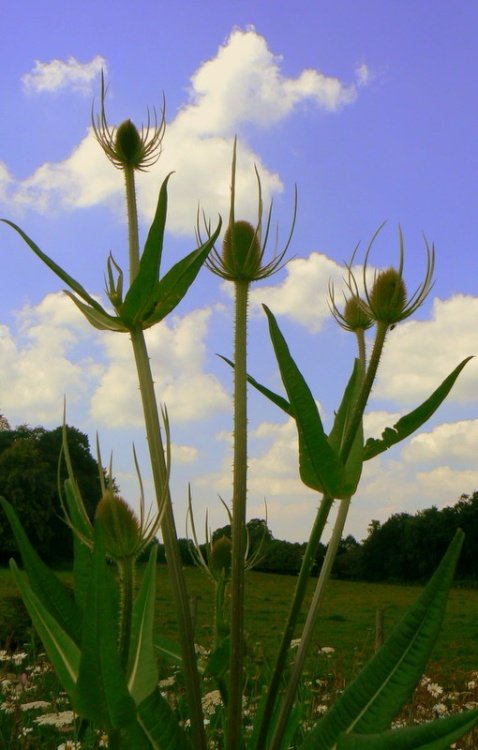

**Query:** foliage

left=0, top=425, right=103, bottom=564
left=1, top=76, right=476, bottom=750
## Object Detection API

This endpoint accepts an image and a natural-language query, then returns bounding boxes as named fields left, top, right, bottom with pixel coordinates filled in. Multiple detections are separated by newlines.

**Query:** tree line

left=0, top=420, right=476, bottom=583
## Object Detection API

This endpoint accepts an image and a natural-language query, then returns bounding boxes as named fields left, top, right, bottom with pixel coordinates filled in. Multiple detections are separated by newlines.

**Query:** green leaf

left=301, top=530, right=464, bottom=749
left=121, top=174, right=172, bottom=326
left=63, top=480, right=92, bottom=611
left=75, top=522, right=136, bottom=730
left=143, top=220, right=222, bottom=327
left=9, top=560, right=80, bottom=699
left=65, top=292, right=127, bottom=332
left=1, top=497, right=82, bottom=643
left=136, top=687, right=193, bottom=750
left=263, top=305, right=343, bottom=497
left=336, top=707, right=478, bottom=749
left=127, top=546, right=159, bottom=705
left=219, top=355, right=293, bottom=416
left=154, top=633, right=182, bottom=666
left=364, top=357, right=473, bottom=460
left=328, top=360, right=363, bottom=497
left=2, top=220, right=107, bottom=315
left=204, top=636, right=230, bottom=677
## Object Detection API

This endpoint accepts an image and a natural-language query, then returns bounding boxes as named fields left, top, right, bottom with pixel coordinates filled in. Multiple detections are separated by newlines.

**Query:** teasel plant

left=1, top=75, right=221, bottom=750
left=202, top=138, right=296, bottom=750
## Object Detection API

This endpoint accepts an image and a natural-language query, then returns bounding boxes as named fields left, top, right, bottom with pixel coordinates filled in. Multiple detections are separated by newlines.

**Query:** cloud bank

left=22, top=55, right=106, bottom=95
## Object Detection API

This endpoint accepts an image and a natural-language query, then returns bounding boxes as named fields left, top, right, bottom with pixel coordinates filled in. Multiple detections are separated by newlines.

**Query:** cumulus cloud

left=402, top=419, right=478, bottom=466
left=22, top=55, right=106, bottom=95
left=8, top=29, right=365, bottom=231
left=0, top=293, right=95, bottom=423
left=89, top=307, right=229, bottom=426
left=373, top=294, right=478, bottom=405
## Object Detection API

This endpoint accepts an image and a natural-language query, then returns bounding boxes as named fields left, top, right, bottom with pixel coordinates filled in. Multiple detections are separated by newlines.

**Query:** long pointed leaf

left=75, top=523, right=136, bottom=730
left=154, top=633, right=182, bottom=666
left=122, top=173, right=173, bottom=325
left=219, top=355, right=293, bottom=416
left=144, top=221, right=222, bottom=326
left=364, top=357, right=473, bottom=460
left=1, top=497, right=82, bottom=643
left=263, top=305, right=343, bottom=497
left=2, top=220, right=106, bottom=314
left=136, top=687, right=193, bottom=750
left=65, top=292, right=126, bottom=331
left=336, top=707, right=478, bottom=749
left=127, top=546, right=159, bottom=704
left=328, top=360, right=363, bottom=497
left=63, top=480, right=92, bottom=611
left=301, top=530, right=464, bottom=749
left=9, top=561, right=80, bottom=699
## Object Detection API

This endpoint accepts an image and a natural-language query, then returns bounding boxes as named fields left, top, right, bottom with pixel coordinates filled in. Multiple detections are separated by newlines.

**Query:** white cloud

left=402, top=419, right=478, bottom=465
left=373, top=295, right=478, bottom=405
left=89, top=307, right=229, bottom=426
left=0, top=293, right=95, bottom=423
left=22, top=55, right=106, bottom=95
left=8, top=29, right=364, bottom=231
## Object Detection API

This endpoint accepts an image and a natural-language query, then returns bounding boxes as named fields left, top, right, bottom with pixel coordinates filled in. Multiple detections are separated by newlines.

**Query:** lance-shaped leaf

left=136, top=686, right=193, bottom=750
left=121, top=174, right=172, bottom=326
left=1, top=498, right=82, bottom=644
left=301, top=529, right=464, bottom=750
left=336, top=706, right=478, bottom=750
left=154, top=633, right=182, bottom=666
left=75, top=522, right=136, bottom=730
left=328, top=359, right=363, bottom=497
left=2, top=220, right=116, bottom=319
left=219, top=355, right=293, bottom=416
left=9, top=560, right=80, bottom=700
left=142, top=220, right=222, bottom=327
left=263, top=305, right=343, bottom=497
left=65, top=292, right=128, bottom=332
left=364, top=357, right=473, bottom=461
left=63, top=479, right=92, bottom=612
left=127, top=545, right=158, bottom=705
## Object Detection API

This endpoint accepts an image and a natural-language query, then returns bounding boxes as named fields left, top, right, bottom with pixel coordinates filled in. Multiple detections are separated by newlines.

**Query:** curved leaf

left=219, top=355, right=293, bottom=416
left=364, top=357, right=473, bottom=460
left=144, top=220, right=222, bottom=327
left=9, top=560, right=80, bottom=699
left=75, top=522, right=136, bottom=730
left=136, top=686, right=193, bottom=749
left=263, top=305, right=343, bottom=497
left=121, top=173, right=173, bottom=325
left=301, top=530, right=464, bottom=749
left=1, top=497, right=82, bottom=643
left=336, top=707, right=478, bottom=749
left=127, top=545, right=159, bottom=705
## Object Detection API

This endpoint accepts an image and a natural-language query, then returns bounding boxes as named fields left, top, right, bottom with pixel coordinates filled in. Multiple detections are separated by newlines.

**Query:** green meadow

left=1, top=564, right=477, bottom=682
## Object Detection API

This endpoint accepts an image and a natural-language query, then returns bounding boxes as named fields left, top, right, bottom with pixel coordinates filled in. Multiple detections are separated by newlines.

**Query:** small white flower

left=320, top=646, right=335, bottom=656
left=35, top=710, right=75, bottom=727
left=467, top=680, right=477, bottom=690
left=427, top=682, right=443, bottom=698
left=20, top=700, right=51, bottom=711
left=433, top=702, right=448, bottom=716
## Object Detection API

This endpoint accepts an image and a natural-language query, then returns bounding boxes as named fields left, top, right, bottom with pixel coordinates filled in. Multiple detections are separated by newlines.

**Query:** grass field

left=1, top=565, right=478, bottom=748
left=1, top=565, right=477, bottom=679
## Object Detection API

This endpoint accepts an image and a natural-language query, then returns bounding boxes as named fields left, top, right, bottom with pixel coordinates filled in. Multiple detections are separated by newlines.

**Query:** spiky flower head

left=362, top=226, right=435, bottom=326
left=205, top=138, right=296, bottom=283
left=209, top=535, right=232, bottom=578
left=92, top=73, right=165, bottom=172
left=95, top=491, right=142, bottom=560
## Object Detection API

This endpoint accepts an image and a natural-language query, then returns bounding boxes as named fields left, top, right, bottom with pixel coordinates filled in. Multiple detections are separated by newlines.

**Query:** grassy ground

left=1, top=565, right=477, bottom=748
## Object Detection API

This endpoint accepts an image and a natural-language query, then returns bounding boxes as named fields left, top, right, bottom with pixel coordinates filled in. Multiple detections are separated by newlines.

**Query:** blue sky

left=1, top=1, right=477, bottom=542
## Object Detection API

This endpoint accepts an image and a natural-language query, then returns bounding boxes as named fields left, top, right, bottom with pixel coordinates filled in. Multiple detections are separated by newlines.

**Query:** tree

left=0, top=424, right=104, bottom=564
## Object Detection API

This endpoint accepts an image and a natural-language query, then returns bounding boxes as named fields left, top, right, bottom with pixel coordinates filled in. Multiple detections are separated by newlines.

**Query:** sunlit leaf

left=364, top=357, right=473, bottom=460
left=127, top=546, right=159, bottom=704
left=301, top=530, right=464, bottom=749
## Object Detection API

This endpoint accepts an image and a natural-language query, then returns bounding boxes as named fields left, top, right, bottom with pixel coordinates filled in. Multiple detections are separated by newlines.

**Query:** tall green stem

left=130, top=329, right=207, bottom=750
left=124, top=166, right=140, bottom=282
left=253, top=493, right=334, bottom=750
left=227, top=279, right=249, bottom=750
left=269, top=496, right=351, bottom=750
left=123, top=166, right=206, bottom=750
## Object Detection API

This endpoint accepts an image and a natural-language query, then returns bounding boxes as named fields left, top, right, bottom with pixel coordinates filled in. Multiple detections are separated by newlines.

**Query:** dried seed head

left=369, top=268, right=408, bottom=324
left=222, top=221, right=262, bottom=281
left=95, top=491, right=141, bottom=560
left=209, top=535, right=232, bottom=577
